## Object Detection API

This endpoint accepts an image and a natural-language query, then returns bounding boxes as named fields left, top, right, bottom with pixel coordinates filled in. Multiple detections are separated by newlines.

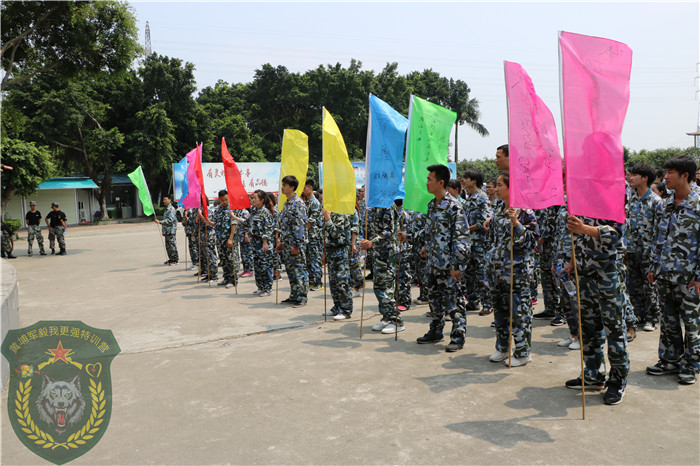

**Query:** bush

left=153, top=206, right=165, bottom=217
left=3, top=218, right=22, bottom=237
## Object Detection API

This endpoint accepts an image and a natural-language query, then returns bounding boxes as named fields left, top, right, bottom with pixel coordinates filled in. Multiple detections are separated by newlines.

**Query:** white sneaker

left=187, top=264, right=197, bottom=270
left=381, top=323, right=405, bottom=334
left=489, top=351, right=510, bottom=362
left=568, top=339, right=581, bottom=350
left=225, top=282, right=234, bottom=289
left=557, top=337, right=575, bottom=347
left=372, top=320, right=390, bottom=332
left=642, top=321, right=656, bottom=332
left=333, top=313, right=348, bottom=321
left=258, top=291, right=271, bottom=297
left=252, top=289, right=261, bottom=295
left=505, top=355, right=532, bottom=367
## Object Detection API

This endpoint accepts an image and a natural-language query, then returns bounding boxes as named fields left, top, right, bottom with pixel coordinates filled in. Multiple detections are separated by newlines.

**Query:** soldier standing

left=349, top=203, right=363, bottom=296
left=44, top=202, right=68, bottom=255
left=249, top=190, right=274, bottom=296
left=183, top=208, right=199, bottom=271
left=25, top=201, right=46, bottom=256
left=197, top=205, right=219, bottom=283
left=276, top=175, right=309, bottom=307
left=394, top=199, right=413, bottom=311
left=532, top=205, right=564, bottom=325
left=155, top=195, right=179, bottom=265
left=211, top=190, right=237, bottom=288
left=646, top=155, right=700, bottom=385
left=235, top=206, right=253, bottom=278
left=303, top=181, right=324, bottom=291
left=415, top=165, right=470, bottom=352
left=322, top=209, right=353, bottom=320
left=411, top=211, right=430, bottom=306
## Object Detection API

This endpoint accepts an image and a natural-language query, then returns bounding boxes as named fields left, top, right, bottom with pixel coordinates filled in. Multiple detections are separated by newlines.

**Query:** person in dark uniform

left=25, top=201, right=46, bottom=256
left=45, top=202, right=68, bottom=255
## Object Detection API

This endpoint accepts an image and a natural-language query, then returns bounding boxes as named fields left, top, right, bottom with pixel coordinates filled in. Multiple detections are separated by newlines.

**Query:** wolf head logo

left=36, top=374, right=86, bottom=434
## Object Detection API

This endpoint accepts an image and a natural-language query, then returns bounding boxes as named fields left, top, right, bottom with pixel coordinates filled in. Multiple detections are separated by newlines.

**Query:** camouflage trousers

left=529, top=254, right=540, bottom=300
left=240, top=239, right=254, bottom=271
left=306, top=239, right=323, bottom=288
left=1, top=231, right=12, bottom=253
left=283, top=244, right=308, bottom=302
left=48, top=226, right=66, bottom=251
left=539, top=246, right=561, bottom=316
left=164, top=234, right=179, bottom=263
left=397, top=248, right=413, bottom=308
left=349, top=246, right=364, bottom=290
left=426, top=269, right=467, bottom=345
left=413, top=250, right=430, bottom=300
left=187, top=234, right=199, bottom=264
left=327, top=245, right=353, bottom=315
left=200, top=231, right=218, bottom=279
left=627, top=252, right=660, bottom=324
left=252, top=238, right=273, bottom=293
left=216, top=238, right=238, bottom=285
left=656, top=279, right=700, bottom=373
left=464, top=242, right=491, bottom=308
left=560, top=283, right=579, bottom=338
left=371, top=248, right=399, bottom=321
left=578, top=268, right=630, bottom=385
left=491, top=276, right=532, bottom=358
left=618, top=259, right=635, bottom=327
left=27, top=225, right=45, bottom=254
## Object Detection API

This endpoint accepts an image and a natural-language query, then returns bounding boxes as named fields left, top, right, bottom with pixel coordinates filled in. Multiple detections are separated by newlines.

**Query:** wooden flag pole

left=359, top=208, right=369, bottom=338
left=155, top=221, right=168, bottom=262
left=235, top=239, right=240, bottom=295
left=197, top=222, right=202, bottom=283
left=508, top=221, right=514, bottom=369
left=571, top=232, right=586, bottom=420
left=204, top=225, right=211, bottom=288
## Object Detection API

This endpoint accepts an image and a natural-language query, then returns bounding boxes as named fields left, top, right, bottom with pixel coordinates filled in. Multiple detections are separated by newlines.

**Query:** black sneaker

left=51, top=248, right=55, bottom=255
left=465, top=302, right=480, bottom=311
left=445, top=341, right=464, bottom=352
left=533, top=310, right=556, bottom=320
left=678, top=369, right=697, bottom=385
left=565, top=376, right=605, bottom=390
left=281, top=298, right=294, bottom=304
left=603, top=381, right=625, bottom=405
left=365, top=272, right=373, bottom=281
left=417, top=331, right=444, bottom=344
left=39, top=250, right=47, bottom=255
left=57, top=250, right=66, bottom=256
left=646, top=360, right=680, bottom=376
left=550, top=316, right=566, bottom=326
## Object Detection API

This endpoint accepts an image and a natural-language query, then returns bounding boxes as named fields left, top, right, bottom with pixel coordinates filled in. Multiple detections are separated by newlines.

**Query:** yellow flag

left=322, top=108, right=356, bottom=214
left=278, top=129, right=309, bottom=211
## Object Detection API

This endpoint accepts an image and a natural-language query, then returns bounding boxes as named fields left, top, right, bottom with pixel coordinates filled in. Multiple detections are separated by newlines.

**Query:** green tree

left=128, top=103, right=177, bottom=194
left=626, top=146, right=700, bottom=170
left=0, top=137, right=53, bottom=216
left=1, top=0, right=140, bottom=90
left=457, top=157, right=500, bottom=183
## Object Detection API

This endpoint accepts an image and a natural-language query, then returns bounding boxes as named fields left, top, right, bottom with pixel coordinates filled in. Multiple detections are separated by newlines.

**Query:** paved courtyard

left=1, top=222, right=698, bottom=465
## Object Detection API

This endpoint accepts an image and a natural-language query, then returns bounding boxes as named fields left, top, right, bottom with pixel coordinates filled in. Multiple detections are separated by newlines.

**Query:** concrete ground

left=1, top=222, right=698, bottom=465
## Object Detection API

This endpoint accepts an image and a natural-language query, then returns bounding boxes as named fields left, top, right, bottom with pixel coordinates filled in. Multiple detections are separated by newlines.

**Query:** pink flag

left=505, top=61, right=564, bottom=209
left=181, top=147, right=201, bottom=209
left=560, top=31, right=632, bottom=223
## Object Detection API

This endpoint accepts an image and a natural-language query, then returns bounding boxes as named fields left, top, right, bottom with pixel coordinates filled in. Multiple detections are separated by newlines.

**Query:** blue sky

left=129, top=1, right=699, bottom=161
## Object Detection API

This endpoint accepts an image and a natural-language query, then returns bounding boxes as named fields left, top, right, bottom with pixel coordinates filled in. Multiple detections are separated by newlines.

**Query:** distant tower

left=145, top=21, right=152, bottom=55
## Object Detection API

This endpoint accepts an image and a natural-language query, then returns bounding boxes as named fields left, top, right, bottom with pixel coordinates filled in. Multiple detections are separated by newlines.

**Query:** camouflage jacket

left=628, top=188, right=662, bottom=256
left=650, top=190, right=700, bottom=283
left=572, top=217, right=624, bottom=275
left=249, top=206, right=273, bottom=242
left=324, top=213, right=351, bottom=249
left=409, top=211, right=427, bottom=253
left=161, top=204, right=178, bottom=235
left=465, top=189, right=492, bottom=244
left=396, top=206, right=413, bottom=254
left=350, top=209, right=361, bottom=237
left=184, top=208, right=199, bottom=236
left=305, top=196, right=323, bottom=244
left=213, top=204, right=234, bottom=241
left=536, top=205, right=564, bottom=247
left=366, top=206, right=398, bottom=254
left=279, top=193, right=308, bottom=248
left=234, top=208, right=251, bottom=241
left=420, top=192, right=469, bottom=272
left=487, top=207, right=539, bottom=280
left=552, top=200, right=572, bottom=269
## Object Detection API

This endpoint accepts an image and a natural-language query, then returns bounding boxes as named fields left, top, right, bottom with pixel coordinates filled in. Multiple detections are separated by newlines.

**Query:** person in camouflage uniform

left=1, top=223, right=15, bottom=258
left=487, top=174, right=539, bottom=366
left=45, top=202, right=68, bottom=255
left=394, top=199, right=413, bottom=311
left=156, top=195, right=179, bottom=265
left=184, top=208, right=199, bottom=270
left=461, top=169, right=493, bottom=314
left=361, top=204, right=402, bottom=334
left=349, top=205, right=364, bottom=294
left=276, top=175, right=309, bottom=307
left=415, top=166, right=470, bottom=351
left=646, top=155, right=700, bottom=385
left=627, top=164, right=663, bottom=331
left=234, top=206, right=253, bottom=277
left=533, top=205, right=564, bottom=324
left=267, top=192, right=282, bottom=282
left=323, top=209, right=353, bottom=319
left=197, top=205, right=219, bottom=282
left=25, top=201, right=46, bottom=256
left=249, top=190, right=274, bottom=296
left=410, top=211, right=430, bottom=305
left=565, top=213, right=629, bottom=405
left=303, top=181, right=324, bottom=291
left=209, top=190, right=237, bottom=288
left=357, top=185, right=374, bottom=280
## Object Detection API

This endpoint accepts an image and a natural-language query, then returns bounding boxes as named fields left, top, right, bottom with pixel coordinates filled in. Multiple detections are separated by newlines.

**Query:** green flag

left=403, top=95, right=457, bottom=213
left=127, top=166, right=154, bottom=216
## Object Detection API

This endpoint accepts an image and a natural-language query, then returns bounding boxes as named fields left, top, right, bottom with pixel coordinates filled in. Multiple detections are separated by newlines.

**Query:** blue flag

left=176, top=155, right=189, bottom=201
left=366, top=94, right=409, bottom=208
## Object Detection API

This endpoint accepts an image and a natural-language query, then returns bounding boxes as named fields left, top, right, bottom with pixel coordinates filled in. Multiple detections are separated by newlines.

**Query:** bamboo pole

left=155, top=221, right=168, bottom=262
left=508, top=221, right=514, bottom=369
left=571, top=232, right=586, bottom=420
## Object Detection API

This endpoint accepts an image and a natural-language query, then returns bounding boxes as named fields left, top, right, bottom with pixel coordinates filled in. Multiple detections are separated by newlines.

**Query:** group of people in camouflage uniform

left=1, top=201, right=69, bottom=259
left=151, top=148, right=699, bottom=407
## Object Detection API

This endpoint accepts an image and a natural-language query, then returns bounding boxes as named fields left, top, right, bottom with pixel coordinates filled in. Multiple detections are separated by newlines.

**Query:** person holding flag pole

left=127, top=166, right=168, bottom=263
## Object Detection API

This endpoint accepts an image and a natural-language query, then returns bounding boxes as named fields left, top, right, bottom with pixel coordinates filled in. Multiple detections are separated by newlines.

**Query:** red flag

left=221, top=138, right=251, bottom=209
left=193, top=143, right=208, bottom=218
